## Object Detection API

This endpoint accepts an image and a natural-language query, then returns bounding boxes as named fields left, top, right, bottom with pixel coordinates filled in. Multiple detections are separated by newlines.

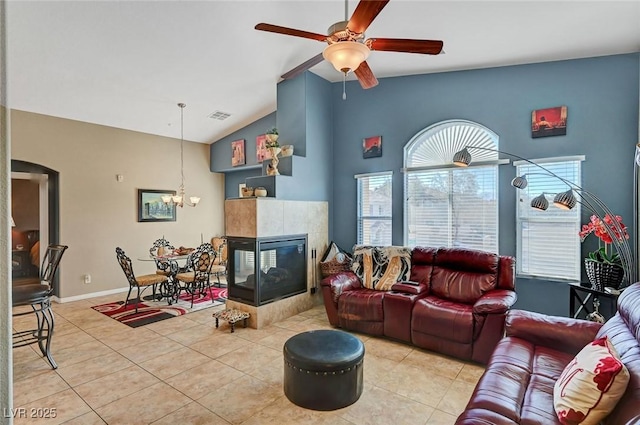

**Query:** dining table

left=137, top=252, right=193, bottom=304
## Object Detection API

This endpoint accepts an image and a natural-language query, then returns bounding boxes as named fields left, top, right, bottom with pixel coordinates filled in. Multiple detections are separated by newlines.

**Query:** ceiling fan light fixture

left=323, top=41, right=370, bottom=74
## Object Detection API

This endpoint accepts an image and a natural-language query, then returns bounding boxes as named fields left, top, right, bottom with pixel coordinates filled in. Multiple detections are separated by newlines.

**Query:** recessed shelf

left=212, top=164, right=263, bottom=173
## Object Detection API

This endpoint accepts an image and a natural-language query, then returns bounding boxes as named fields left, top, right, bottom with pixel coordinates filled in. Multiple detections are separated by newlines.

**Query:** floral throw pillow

left=553, top=336, right=629, bottom=425
left=351, top=245, right=411, bottom=291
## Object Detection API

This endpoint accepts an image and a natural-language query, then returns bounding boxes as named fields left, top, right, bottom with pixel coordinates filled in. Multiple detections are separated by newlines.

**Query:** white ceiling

left=7, top=1, right=640, bottom=144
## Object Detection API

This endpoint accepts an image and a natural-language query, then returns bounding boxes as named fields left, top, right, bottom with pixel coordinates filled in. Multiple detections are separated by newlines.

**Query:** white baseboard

left=52, top=286, right=129, bottom=304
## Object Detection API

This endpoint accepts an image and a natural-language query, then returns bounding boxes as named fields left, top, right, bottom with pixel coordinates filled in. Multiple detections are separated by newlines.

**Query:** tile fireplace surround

left=224, top=198, right=328, bottom=328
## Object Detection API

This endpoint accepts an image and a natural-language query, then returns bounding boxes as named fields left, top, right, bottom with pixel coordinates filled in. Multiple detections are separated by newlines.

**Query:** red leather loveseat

left=456, top=282, right=640, bottom=425
left=321, top=246, right=517, bottom=364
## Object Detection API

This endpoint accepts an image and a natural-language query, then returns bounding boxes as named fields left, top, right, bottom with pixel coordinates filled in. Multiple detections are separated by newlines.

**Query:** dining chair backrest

left=189, top=243, right=215, bottom=281
left=40, top=244, right=69, bottom=288
left=211, top=236, right=227, bottom=265
left=150, top=238, right=176, bottom=275
left=115, top=247, right=138, bottom=287
left=149, top=238, right=174, bottom=257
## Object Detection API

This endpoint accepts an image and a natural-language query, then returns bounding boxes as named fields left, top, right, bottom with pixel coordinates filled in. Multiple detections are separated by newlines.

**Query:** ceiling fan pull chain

left=342, top=73, right=347, bottom=100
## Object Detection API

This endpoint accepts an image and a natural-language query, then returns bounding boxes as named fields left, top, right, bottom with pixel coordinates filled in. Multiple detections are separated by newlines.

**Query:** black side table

left=568, top=281, right=620, bottom=320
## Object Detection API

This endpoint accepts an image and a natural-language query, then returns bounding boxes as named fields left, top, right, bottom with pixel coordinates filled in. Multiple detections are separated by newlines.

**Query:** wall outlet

left=84, top=274, right=91, bottom=284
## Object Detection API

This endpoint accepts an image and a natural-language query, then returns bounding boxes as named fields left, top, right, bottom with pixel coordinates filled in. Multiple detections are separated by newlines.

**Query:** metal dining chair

left=12, top=244, right=68, bottom=369
left=149, top=238, right=180, bottom=302
left=175, top=243, right=216, bottom=308
left=149, top=237, right=176, bottom=277
left=210, top=236, right=227, bottom=287
left=116, top=247, right=168, bottom=313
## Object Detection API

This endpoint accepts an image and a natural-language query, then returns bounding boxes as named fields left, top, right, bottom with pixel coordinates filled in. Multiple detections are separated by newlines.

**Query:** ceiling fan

left=255, top=0, right=443, bottom=90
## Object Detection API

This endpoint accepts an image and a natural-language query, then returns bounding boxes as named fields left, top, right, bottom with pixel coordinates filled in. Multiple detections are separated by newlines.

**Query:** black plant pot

left=584, top=260, right=624, bottom=291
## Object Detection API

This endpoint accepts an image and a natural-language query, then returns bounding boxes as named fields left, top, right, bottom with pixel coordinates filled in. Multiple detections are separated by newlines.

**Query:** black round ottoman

left=283, top=329, right=364, bottom=411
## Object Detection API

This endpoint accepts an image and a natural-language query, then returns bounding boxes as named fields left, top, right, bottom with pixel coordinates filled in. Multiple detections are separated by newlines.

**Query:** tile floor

left=11, top=294, right=484, bottom=424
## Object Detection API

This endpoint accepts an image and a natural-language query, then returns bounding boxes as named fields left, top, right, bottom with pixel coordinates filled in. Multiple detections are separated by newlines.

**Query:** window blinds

left=404, top=165, right=498, bottom=253
left=516, top=159, right=582, bottom=281
left=356, top=172, right=392, bottom=245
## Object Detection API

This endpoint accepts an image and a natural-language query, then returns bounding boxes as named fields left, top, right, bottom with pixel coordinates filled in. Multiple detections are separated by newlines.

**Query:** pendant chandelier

left=162, top=103, right=200, bottom=208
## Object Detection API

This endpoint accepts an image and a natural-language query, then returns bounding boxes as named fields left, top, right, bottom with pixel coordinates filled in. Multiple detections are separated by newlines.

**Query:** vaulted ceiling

left=7, top=1, right=640, bottom=144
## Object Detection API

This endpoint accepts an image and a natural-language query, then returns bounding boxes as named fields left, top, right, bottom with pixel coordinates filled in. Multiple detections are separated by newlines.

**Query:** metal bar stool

left=12, top=244, right=68, bottom=369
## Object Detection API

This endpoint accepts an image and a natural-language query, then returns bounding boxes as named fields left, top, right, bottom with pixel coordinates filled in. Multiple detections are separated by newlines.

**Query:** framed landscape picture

left=531, top=106, right=567, bottom=138
left=232, top=139, right=245, bottom=166
left=137, top=189, right=177, bottom=222
left=363, top=135, right=382, bottom=158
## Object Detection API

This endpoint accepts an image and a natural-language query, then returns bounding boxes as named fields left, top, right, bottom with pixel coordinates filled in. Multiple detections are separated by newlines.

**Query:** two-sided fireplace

left=227, top=234, right=307, bottom=307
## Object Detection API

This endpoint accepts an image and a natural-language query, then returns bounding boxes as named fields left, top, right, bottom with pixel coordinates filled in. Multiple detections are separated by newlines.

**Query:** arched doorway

left=11, top=160, right=60, bottom=296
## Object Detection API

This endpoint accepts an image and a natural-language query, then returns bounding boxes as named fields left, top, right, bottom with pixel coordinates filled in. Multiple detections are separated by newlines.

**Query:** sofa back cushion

left=597, top=282, right=640, bottom=425
left=351, top=245, right=411, bottom=291
left=498, top=256, right=516, bottom=290
left=409, top=246, right=437, bottom=288
left=430, top=248, right=498, bottom=303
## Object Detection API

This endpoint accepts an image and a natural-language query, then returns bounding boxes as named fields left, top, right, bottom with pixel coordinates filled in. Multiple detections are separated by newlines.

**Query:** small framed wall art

left=531, top=106, right=567, bottom=138
left=137, top=189, right=177, bottom=222
left=363, top=136, right=382, bottom=158
left=256, top=134, right=268, bottom=163
left=232, top=139, right=245, bottom=166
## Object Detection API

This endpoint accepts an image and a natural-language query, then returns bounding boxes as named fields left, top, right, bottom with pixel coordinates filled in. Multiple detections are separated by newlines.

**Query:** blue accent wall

left=210, top=112, right=276, bottom=197
left=210, top=73, right=334, bottom=202
left=211, top=53, right=640, bottom=316
left=330, top=53, right=639, bottom=315
left=301, top=72, right=333, bottom=203
left=269, top=72, right=333, bottom=202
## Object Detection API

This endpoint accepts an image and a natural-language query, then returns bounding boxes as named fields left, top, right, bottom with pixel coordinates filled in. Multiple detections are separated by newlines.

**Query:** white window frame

left=402, top=120, right=505, bottom=252
left=355, top=171, right=393, bottom=245
left=514, top=156, right=584, bottom=281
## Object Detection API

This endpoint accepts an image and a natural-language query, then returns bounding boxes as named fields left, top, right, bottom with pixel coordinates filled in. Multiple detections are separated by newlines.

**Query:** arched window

left=403, top=120, right=501, bottom=252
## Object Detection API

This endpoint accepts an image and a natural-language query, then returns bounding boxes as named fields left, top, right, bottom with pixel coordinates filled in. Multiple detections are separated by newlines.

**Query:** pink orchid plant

left=579, top=214, right=629, bottom=265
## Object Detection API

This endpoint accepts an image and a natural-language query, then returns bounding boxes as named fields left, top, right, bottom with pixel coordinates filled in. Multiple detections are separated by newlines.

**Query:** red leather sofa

left=321, top=246, right=517, bottom=364
left=456, top=282, right=640, bottom=425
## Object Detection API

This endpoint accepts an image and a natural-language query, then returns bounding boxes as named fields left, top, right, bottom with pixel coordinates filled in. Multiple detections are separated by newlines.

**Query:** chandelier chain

left=162, top=102, right=199, bottom=208
left=179, top=102, right=186, bottom=193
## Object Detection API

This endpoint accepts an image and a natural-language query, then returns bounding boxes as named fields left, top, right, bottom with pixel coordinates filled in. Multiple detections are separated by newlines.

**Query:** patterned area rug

left=92, top=287, right=227, bottom=328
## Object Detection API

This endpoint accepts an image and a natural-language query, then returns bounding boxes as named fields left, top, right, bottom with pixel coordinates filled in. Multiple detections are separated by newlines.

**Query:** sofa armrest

left=473, top=290, right=517, bottom=315
left=506, top=309, right=602, bottom=355
left=390, top=281, right=429, bottom=296
left=320, top=271, right=361, bottom=304
left=320, top=271, right=361, bottom=327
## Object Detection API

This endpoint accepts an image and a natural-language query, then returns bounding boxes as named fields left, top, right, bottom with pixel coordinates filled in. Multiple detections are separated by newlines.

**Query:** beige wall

left=11, top=110, right=225, bottom=299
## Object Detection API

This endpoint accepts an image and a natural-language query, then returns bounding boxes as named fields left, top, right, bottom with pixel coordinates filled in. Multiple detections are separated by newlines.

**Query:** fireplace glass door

left=228, top=235, right=307, bottom=306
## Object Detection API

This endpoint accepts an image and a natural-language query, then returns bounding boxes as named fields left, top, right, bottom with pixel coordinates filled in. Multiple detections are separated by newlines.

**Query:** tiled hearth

left=12, top=294, right=482, bottom=424
left=224, top=198, right=328, bottom=328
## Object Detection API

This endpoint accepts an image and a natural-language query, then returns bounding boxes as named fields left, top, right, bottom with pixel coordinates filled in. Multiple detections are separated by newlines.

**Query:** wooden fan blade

left=255, top=23, right=327, bottom=42
left=354, top=61, right=378, bottom=89
left=281, top=53, right=325, bottom=80
left=347, top=0, right=390, bottom=34
left=368, top=38, right=444, bottom=54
